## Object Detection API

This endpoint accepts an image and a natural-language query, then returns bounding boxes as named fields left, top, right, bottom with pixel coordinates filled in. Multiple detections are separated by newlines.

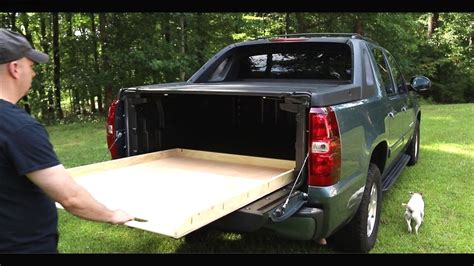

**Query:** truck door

left=369, top=47, right=406, bottom=165
left=385, top=52, right=415, bottom=146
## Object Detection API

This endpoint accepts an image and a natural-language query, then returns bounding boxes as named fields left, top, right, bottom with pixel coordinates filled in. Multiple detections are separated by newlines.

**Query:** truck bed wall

left=127, top=94, right=297, bottom=160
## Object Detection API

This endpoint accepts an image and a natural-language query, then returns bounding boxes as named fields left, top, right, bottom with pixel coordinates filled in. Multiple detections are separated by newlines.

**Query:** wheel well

left=370, top=142, right=387, bottom=175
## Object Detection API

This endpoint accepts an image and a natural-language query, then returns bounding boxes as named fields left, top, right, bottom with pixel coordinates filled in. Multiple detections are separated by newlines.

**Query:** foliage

left=1, top=12, right=472, bottom=123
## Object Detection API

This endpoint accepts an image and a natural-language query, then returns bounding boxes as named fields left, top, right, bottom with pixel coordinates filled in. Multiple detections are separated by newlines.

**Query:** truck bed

left=60, top=148, right=295, bottom=238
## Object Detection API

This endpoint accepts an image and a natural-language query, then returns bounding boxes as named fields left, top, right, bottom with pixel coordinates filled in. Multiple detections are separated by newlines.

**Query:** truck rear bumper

left=263, top=206, right=324, bottom=240
left=207, top=188, right=325, bottom=240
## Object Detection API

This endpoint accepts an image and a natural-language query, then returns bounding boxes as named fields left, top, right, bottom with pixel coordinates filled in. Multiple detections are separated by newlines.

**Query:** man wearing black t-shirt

left=0, top=28, right=134, bottom=253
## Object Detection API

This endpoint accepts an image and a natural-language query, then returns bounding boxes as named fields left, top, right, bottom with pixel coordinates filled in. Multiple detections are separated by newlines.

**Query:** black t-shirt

left=0, top=99, right=60, bottom=253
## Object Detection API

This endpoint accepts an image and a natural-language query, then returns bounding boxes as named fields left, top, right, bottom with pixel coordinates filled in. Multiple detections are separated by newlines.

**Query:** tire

left=330, top=164, right=382, bottom=253
left=406, top=120, right=420, bottom=166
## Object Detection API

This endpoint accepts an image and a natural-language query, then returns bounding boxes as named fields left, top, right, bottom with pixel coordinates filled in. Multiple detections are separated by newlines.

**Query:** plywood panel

left=61, top=149, right=295, bottom=238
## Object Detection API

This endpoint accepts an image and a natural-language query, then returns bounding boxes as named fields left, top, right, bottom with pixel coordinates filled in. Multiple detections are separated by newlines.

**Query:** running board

left=382, top=154, right=411, bottom=191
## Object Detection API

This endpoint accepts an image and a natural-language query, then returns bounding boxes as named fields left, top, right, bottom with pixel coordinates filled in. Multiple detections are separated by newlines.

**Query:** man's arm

left=26, top=164, right=133, bottom=224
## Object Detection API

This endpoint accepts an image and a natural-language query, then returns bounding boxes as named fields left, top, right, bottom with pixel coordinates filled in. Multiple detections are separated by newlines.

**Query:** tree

left=428, top=13, right=439, bottom=38
left=0, top=12, right=471, bottom=123
left=52, top=13, right=64, bottom=119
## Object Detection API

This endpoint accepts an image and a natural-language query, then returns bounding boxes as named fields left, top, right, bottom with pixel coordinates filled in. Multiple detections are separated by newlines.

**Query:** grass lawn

left=47, top=103, right=473, bottom=253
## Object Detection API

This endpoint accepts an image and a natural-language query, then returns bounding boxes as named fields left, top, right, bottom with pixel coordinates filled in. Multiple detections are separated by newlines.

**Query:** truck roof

left=236, top=33, right=377, bottom=46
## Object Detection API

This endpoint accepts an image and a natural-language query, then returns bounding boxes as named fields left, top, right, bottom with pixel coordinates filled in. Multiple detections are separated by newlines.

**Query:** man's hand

left=110, top=209, right=134, bottom=224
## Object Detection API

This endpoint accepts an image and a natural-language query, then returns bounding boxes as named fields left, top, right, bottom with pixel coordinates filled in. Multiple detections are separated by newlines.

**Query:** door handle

left=388, top=112, right=395, bottom=118
left=401, top=106, right=407, bottom=112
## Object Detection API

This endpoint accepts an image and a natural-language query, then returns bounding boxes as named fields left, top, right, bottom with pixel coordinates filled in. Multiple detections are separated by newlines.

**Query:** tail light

left=106, top=99, right=119, bottom=159
left=308, top=107, right=341, bottom=186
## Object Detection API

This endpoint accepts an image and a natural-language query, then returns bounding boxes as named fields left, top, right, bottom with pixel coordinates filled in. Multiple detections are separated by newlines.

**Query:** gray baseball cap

left=0, top=28, right=49, bottom=64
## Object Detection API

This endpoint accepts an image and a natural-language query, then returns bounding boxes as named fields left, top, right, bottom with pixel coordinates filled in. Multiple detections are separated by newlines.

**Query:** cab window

left=385, top=52, right=407, bottom=94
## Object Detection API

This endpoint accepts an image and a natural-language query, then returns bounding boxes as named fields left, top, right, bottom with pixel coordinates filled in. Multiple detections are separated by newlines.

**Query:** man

left=0, top=28, right=134, bottom=253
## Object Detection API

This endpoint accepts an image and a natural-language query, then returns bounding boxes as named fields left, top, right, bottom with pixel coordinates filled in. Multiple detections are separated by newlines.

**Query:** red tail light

left=106, top=99, right=119, bottom=159
left=308, top=107, right=341, bottom=186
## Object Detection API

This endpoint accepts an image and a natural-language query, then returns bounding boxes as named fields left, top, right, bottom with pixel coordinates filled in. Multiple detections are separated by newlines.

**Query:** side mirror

left=410, top=76, right=431, bottom=92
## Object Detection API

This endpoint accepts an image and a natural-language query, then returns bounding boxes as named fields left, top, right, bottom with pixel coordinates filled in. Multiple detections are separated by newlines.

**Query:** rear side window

left=209, top=57, right=232, bottom=82
left=370, top=48, right=396, bottom=95
left=207, top=42, right=352, bottom=82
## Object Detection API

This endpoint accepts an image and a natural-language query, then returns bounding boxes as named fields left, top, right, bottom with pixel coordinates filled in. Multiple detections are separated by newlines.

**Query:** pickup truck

left=104, top=33, right=430, bottom=252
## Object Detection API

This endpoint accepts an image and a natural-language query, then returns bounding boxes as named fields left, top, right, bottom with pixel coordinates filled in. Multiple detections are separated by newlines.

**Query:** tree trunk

left=428, top=13, right=439, bottom=38
left=89, top=96, right=96, bottom=113
left=19, top=13, right=32, bottom=114
left=295, top=13, right=307, bottom=33
left=39, top=13, right=55, bottom=122
left=66, top=13, right=73, bottom=36
left=162, top=13, right=171, bottom=42
left=8, top=12, right=16, bottom=31
left=99, top=13, right=113, bottom=110
left=194, top=13, right=207, bottom=66
left=66, top=13, right=81, bottom=115
left=354, top=16, right=364, bottom=35
left=67, top=19, right=74, bottom=116
left=90, top=13, right=103, bottom=113
left=97, top=89, right=103, bottom=113
left=180, top=14, right=186, bottom=81
left=37, top=14, right=49, bottom=120
left=285, top=13, right=290, bottom=35
left=19, top=13, right=32, bottom=45
left=80, top=100, right=87, bottom=115
left=52, top=13, right=64, bottom=120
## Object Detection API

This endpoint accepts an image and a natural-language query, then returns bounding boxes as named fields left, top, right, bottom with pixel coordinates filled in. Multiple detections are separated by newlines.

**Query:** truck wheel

left=330, top=163, right=382, bottom=253
left=406, top=121, right=420, bottom=166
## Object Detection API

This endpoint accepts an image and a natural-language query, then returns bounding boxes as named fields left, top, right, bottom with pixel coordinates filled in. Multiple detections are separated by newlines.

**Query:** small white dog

left=402, top=192, right=424, bottom=234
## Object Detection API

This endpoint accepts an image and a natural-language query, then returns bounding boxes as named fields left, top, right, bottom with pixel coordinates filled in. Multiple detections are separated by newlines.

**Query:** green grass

left=371, top=103, right=474, bottom=253
left=46, top=120, right=111, bottom=168
left=47, top=103, right=474, bottom=253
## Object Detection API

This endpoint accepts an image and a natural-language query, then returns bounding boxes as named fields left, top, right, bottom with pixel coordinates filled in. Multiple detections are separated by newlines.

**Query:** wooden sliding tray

left=61, top=148, right=295, bottom=238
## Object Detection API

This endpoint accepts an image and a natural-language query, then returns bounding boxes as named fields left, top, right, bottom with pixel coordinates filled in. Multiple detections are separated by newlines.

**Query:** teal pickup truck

left=106, top=33, right=430, bottom=252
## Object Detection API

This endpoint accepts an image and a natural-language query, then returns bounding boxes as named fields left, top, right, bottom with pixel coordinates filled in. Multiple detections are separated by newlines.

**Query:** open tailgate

left=59, top=148, right=295, bottom=238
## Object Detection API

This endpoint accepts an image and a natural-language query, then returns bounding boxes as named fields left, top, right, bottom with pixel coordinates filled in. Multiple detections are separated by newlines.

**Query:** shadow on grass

left=174, top=228, right=334, bottom=254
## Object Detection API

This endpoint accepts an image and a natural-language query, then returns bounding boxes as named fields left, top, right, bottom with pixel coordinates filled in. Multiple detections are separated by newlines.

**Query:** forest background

left=1, top=12, right=472, bottom=124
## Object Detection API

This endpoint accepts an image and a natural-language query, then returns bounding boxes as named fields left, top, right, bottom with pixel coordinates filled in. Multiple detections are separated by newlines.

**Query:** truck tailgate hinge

left=270, top=191, right=308, bottom=222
